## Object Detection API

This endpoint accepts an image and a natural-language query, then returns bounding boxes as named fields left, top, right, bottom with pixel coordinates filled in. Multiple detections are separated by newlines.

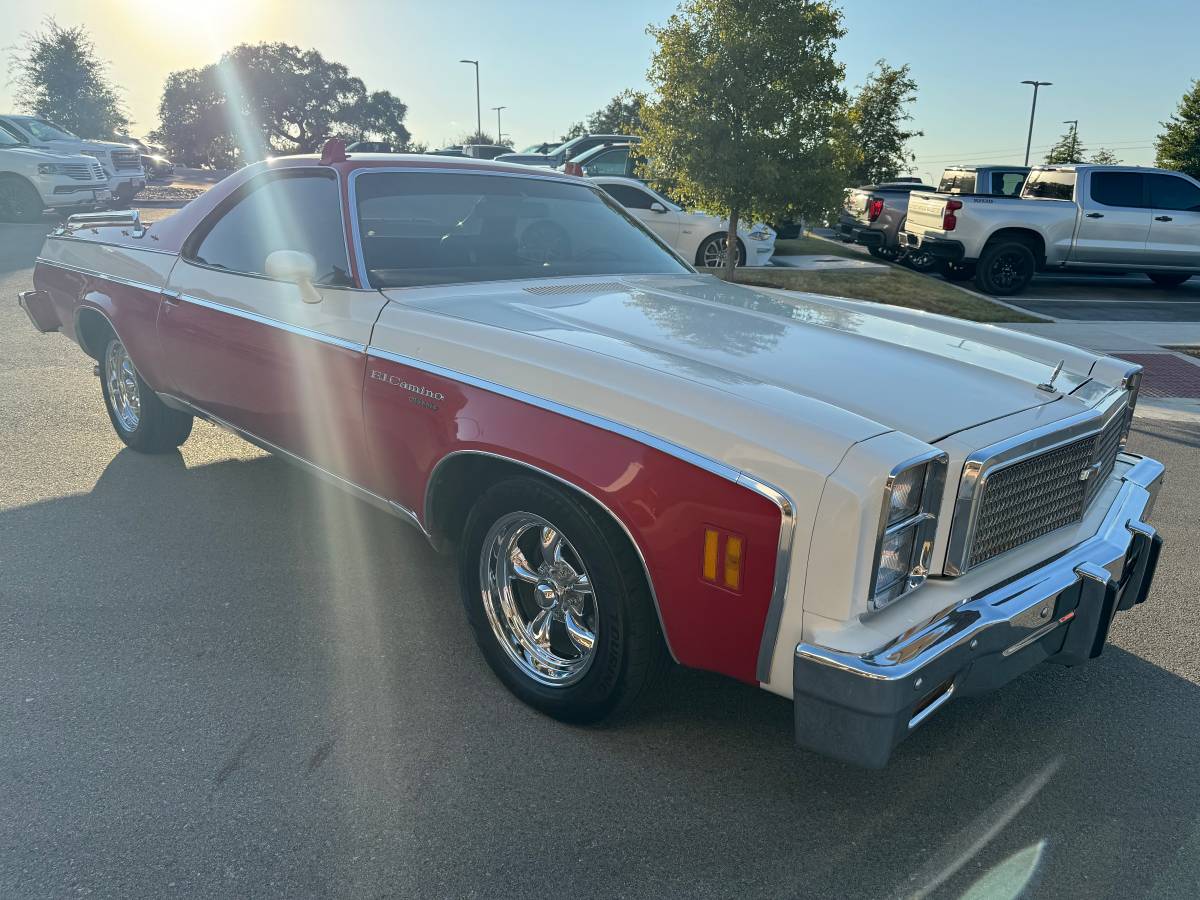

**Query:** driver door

left=158, top=168, right=387, bottom=489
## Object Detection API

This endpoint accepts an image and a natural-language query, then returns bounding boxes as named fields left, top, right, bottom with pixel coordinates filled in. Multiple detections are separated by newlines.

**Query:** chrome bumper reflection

left=793, top=453, right=1164, bottom=768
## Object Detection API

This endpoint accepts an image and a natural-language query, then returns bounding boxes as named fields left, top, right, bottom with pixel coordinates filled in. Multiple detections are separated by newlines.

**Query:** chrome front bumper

left=793, top=453, right=1164, bottom=768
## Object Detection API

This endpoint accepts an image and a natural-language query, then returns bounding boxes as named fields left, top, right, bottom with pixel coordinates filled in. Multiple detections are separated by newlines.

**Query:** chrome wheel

left=479, top=512, right=599, bottom=687
left=105, top=339, right=141, bottom=432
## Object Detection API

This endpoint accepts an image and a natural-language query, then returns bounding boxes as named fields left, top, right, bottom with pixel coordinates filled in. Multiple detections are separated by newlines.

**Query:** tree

left=152, top=43, right=411, bottom=167
left=837, top=60, right=922, bottom=185
left=1156, top=79, right=1200, bottom=178
left=640, top=0, right=847, bottom=279
left=458, top=131, right=509, bottom=146
left=1089, top=147, right=1123, bottom=166
left=1045, top=125, right=1086, bottom=164
left=586, top=90, right=647, bottom=134
left=559, top=121, right=587, bottom=143
left=8, top=18, right=129, bottom=139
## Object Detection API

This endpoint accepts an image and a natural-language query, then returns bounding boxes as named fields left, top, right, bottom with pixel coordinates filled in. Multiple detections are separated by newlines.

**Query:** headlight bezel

left=869, top=449, right=948, bottom=610
left=37, top=163, right=63, bottom=175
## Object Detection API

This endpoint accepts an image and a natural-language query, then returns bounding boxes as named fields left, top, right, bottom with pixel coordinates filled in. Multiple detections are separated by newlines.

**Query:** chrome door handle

left=1085, top=212, right=1104, bottom=218
left=1155, top=215, right=1173, bottom=222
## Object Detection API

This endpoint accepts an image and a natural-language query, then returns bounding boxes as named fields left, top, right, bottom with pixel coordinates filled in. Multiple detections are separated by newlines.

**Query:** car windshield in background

left=0, top=127, right=22, bottom=146
left=1023, top=169, right=1076, bottom=200
left=16, top=117, right=79, bottom=142
left=353, top=171, right=690, bottom=288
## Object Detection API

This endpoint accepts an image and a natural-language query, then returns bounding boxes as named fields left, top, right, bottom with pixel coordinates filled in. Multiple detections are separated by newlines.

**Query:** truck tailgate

left=905, top=192, right=948, bottom=233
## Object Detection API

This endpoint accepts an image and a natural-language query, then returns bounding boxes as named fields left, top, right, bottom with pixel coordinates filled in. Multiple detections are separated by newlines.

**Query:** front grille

left=964, top=400, right=1128, bottom=569
left=60, top=163, right=103, bottom=181
left=111, top=150, right=141, bottom=171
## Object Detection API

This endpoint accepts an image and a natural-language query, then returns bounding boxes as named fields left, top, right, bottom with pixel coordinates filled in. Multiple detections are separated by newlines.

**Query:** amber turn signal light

left=702, top=527, right=744, bottom=592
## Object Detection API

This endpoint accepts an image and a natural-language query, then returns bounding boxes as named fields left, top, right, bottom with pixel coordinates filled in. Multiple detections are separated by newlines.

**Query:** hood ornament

left=1037, top=359, right=1065, bottom=394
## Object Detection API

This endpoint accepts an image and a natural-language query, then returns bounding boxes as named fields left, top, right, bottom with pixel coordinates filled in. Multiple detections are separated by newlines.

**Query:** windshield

left=0, top=127, right=23, bottom=146
left=15, top=117, right=79, bottom=142
left=354, top=171, right=690, bottom=288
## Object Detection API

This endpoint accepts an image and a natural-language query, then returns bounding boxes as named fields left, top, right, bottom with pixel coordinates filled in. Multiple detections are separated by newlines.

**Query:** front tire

left=459, top=476, right=668, bottom=723
left=101, top=336, right=193, bottom=452
left=696, top=234, right=745, bottom=268
left=0, top=175, right=45, bottom=223
left=974, top=240, right=1036, bottom=295
left=1147, top=273, right=1192, bottom=288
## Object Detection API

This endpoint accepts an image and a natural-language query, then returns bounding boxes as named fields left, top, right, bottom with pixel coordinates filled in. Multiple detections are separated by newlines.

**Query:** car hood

left=35, top=139, right=133, bottom=154
left=389, top=274, right=1092, bottom=443
left=0, top=145, right=93, bottom=164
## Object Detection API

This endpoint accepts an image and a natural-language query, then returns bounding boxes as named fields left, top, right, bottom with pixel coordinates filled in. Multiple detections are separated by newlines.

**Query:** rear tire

left=974, top=240, right=1036, bottom=296
left=867, top=244, right=902, bottom=262
left=100, top=336, right=193, bottom=453
left=459, top=476, right=668, bottom=723
left=0, top=175, right=45, bottom=223
left=1147, top=273, right=1191, bottom=288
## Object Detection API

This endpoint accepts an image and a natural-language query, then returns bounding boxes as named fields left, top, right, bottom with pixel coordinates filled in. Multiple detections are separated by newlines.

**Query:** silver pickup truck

left=902, top=164, right=1200, bottom=295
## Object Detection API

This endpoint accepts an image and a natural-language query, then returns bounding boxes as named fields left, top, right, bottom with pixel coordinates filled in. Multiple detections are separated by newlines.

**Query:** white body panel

left=0, top=115, right=145, bottom=197
left=0, top=145, right=109, bottom=211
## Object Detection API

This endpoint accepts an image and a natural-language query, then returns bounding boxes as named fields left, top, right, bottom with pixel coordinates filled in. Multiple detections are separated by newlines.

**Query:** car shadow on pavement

left=2, top=446, right=1198, bottom=899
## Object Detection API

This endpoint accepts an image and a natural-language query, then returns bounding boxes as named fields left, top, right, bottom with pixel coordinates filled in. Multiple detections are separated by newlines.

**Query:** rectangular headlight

left=870, top=451, right=948, bottom=610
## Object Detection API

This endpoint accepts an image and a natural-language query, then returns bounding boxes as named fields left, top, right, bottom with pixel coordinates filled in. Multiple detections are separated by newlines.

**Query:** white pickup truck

left=901, top=164, right=1200, bottom=295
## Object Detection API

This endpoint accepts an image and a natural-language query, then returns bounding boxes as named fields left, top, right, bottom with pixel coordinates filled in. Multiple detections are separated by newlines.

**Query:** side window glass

left=1089, top=172, right=1145, bottom=209
left=189, top=172, right=352, bottom=286
left=992, top=172, right=1025, bottom=196
left=602, top=184, right=656, bottom=210
left=1149, top=174, right=1200, bottom=212
left=584, top=149, right=631, bottom=177
left=1023, top=171, right=1076, bottom=200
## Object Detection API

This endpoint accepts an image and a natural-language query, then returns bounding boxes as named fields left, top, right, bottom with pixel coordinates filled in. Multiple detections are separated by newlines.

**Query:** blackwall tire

left=100, top=336, right=193, bottom=453
left=974, top=240, right=1036, bottom=296
left=459, top=476, right=668, bottom=723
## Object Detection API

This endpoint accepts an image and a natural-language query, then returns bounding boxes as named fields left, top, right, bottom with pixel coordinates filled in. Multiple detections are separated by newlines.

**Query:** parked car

left=462, top=144, right=513, bottom=160
left=429, top=146, right=466, bottom=157
left=0, top=127, right=110, bottom=222
left=346, top=141, right=395, bottom=153
left=496, top=134, right=641, bottom=169
left=519, top=142, right=556, bottom=154
left=902, top=164, right=1200, bottom=295
left=20, top=149, right=1163, bottom=768
left=0, top=115, right=145, bottom=204
left=565, top=141, right=640, bottom=178
left=837, top=180, right=937, bottom=266
left=593, top=176, right=775, bottom=267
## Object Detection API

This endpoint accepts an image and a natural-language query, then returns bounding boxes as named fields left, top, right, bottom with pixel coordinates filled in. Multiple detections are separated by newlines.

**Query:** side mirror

left=265, top=250, right=321, bottom=304
left=649, top=202, right=668, bottom=213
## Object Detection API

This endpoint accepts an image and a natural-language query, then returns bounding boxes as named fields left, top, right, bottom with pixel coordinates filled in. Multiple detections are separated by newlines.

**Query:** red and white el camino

left=19, top=148, right=1165, bottom=767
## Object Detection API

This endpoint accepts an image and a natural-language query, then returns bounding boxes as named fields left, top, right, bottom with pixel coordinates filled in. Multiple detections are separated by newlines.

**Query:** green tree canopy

left=837, top=60, right=922, bottom=185
left=1089, top=147, right=1123, bottom=166
left=586, top=90, right=647, bottom=134
left=1045, top=125, right=1086, bottom=164
left=152, top=43, right=411, bottom=168
left=559, top=121, right=587, bottom=143
left=1156, top=79, right=1200, bottom=178
left=458, top=131, right=509, bottom=146
left=8, top=18, right=129, bottom=139
left=639, top=0, right=846, bottom=277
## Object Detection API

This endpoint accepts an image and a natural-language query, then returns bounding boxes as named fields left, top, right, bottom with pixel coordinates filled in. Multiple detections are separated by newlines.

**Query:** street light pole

left=1021, top=80, right=1052, bottom=166
left=1063, top=119, right=1079, bottom=161
left=492, top=106, right=506, bottom=143
left=460, top=59, right=481, bottom=138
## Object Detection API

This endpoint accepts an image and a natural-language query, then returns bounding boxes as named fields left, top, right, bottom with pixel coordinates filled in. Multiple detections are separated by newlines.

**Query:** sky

left=1, top=0, right=1195, bottom=176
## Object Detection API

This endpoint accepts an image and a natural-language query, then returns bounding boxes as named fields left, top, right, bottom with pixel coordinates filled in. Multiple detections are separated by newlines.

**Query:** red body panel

left=34, top=264, right=171, bottom=390
left=157, top=300, right=378, bottom=490
left=363, top=354, right=782, bottom=684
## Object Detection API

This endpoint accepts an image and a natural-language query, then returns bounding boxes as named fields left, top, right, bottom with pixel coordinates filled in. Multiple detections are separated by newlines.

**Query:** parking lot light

left=1021, top=80, right=1053, bottom=166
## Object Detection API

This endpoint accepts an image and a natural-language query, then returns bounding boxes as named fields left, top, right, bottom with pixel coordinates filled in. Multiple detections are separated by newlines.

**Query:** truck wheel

left=1147, top=273, right=1191, bottom=288
left=101, top=336, right=193, bottom=452
left=901, top=249, right=939, bottom=273
left=941, top=261, right=976, bottom=282
left=867, top=245, right=902, bottom=262
left=974, top=240, right=1036, bottom=295
left=0, top=175, right=45, bottom=223
left=459, top=476, right=668, bottom=723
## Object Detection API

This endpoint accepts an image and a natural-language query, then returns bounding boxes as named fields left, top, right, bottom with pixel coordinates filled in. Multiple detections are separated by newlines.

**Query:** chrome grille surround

left=945, top=389, right=1132, bottom=575
left=111, top=149, right=141, bottom=171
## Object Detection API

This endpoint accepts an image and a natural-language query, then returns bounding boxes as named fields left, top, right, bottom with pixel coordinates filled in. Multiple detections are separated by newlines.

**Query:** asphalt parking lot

left=3, top=218, right=1200, bottom=899
left=1007, top=272, right=1200, bottom=322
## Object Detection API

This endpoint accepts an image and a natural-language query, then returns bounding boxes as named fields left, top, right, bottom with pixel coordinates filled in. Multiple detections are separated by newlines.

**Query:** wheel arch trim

left=424, top=448, right=683, bottom=663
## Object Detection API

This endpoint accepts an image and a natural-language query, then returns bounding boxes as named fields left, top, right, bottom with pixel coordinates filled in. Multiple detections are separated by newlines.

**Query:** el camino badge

left=370, top=370, right=445, bottom=410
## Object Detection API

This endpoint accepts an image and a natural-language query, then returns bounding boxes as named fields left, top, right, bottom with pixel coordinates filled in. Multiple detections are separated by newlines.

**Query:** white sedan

left=591, top=176, right=776, bottom=267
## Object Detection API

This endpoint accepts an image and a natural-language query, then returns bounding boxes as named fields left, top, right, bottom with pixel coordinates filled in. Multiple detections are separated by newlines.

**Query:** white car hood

left=0, top=145, right=92, bottom=164
left=390, top=273, right=1095, bottom=443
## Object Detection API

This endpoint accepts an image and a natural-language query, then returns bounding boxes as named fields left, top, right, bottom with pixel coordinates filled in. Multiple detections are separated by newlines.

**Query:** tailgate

left=905, top=192, right=948, bottom=233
